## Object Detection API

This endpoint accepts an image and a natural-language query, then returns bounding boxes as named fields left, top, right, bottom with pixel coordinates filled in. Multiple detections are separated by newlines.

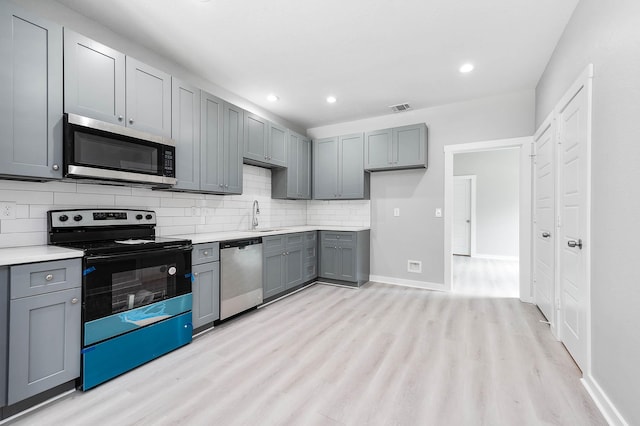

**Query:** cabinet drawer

left=321, top=231, right=355, bottom=244
left=10, top=259, right=81, bottom=299
left=304, top=262, right=317, bottom=281
left=192, top=243, right=219, bottom=265
left=304, top=245, right=317, bottom=261
left=285, top=233, right=304, bottom=248
left=304, top=231, right=316, bottom=244
left=263, top=235, right=285, bottom=253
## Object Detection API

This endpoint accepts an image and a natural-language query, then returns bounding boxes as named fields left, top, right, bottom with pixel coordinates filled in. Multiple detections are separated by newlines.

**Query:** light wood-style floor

left=11, top=279, right=605, bottom=425
left=453, top=255, right=520, bottom=298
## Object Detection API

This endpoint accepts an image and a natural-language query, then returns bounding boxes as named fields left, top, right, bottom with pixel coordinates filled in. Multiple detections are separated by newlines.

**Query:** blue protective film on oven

left=83, top=266, right=96, bottom=276
left=185, top=272, right=194, bottom=283
left=83, top=294, right=192, bottom=346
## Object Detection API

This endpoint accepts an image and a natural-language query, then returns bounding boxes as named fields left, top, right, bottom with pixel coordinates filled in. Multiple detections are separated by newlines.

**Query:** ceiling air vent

left=389, top=103, right=412, bottom=113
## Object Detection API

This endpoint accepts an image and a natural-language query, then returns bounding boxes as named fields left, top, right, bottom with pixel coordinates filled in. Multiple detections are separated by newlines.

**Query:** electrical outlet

left=393, top=208, right=400, bottom=217
left=435, top=208, right=442, bottom=218
left=0, top=202, right=16, bottom=220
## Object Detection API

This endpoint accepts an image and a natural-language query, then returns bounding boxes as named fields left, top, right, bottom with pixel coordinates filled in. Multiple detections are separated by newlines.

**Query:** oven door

left=83, top=246, right=192, bottom=324
left=64, top=113, right=176, bottom=186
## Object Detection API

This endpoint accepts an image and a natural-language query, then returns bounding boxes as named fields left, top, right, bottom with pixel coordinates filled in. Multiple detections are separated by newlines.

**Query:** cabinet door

left=286, top=133, right=300, bottom=197
left=338, top=245, right=356, bottom=282
left=244, top=112, right=268, bottom=163
left=172, top=78, right=200, bottom=191
left=200, top=92, right=224, bottom=192
left=8, top=288, right=81, bottom=405
left=192, top=261, right=220, bottom=329
left=269, top=122, right=287, bottom=168
left=338, top=133, right=365, bottom=198
left=313, top=137, right=339, bottom=199
left=224, top=103, right=244, bottom=194
left=364, top=128, right=392, bottom=170
left=63, top=29, right=125, bottom=125
left=0, top=268, right=7, bottom=408
left=394, top=124, right=427, bottom=168
left=0, top=3, right=63, bottom=179
left=125, top=57, right=171, bottom=137
left=263, top=250, right=285, bottom=299
left=285, top=245, right=304, bottom=290
left=298, top=137, right=311, bottom=199
left=319, top=243, right=339, bottom=279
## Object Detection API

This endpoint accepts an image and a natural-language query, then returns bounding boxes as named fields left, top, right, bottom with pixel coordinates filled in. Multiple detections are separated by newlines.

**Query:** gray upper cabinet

left=243, top=112, right=287, bottom=168
left=244, top=112, right=269, bottom=163
left=125, top=57, right=171, bottom=137
left=313, top=133, right=370, bottom=200
left=224, top=102, right=244, bottom=194
left=63, top=29, right=125, bottom=125
left=172, top=78, right=201, bottom=191
left=272, top=132, right=311, bottom=200
left=0, top=2, right=63, bottom=180
left=64, top=30, right=171, bottom=137
left=364, top=123, right=428, bottom=171
left=200, top=91, right=225, bottom=193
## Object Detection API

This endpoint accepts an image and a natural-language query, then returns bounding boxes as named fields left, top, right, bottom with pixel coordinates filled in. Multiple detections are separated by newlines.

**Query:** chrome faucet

left=251, top=200, right=260, bottom=229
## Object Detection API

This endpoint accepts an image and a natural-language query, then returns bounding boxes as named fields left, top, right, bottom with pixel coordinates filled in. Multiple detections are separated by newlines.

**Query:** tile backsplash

left=0, top=165, right=370, bottom=248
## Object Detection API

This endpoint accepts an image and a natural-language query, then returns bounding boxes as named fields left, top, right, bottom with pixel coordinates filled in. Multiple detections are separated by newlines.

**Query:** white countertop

left=0, top=245, right=84, bottom=267
left=175, top=225, right=370, bottom=245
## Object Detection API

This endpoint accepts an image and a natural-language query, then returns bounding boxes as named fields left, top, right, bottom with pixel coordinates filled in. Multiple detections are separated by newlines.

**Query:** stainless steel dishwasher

left=220, top=238, right=263, bottom=320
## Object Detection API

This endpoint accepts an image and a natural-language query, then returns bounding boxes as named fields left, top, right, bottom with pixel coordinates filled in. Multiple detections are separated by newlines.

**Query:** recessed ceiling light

left=459, top=63, right=474, bottom=73
left=326, top=96, right=337, bottom=104
left=267, top=94, right=279, bottom=102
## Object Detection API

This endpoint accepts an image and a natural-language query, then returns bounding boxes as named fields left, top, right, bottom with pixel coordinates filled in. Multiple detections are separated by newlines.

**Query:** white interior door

left=557, top=84, right=589, bottom=372
left=453, top=176, right=473, bottom=256
left=534, top=119, right=556, bottom=326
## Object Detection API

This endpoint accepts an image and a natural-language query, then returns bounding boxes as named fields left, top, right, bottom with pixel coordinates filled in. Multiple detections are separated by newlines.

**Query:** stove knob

left=59, top=215, right=68, bottom=222
left=73, top=215, right=83, bottom=222
left=136, top=214, right=143, bottom=220
left=145, top=214, right=153, bottom=220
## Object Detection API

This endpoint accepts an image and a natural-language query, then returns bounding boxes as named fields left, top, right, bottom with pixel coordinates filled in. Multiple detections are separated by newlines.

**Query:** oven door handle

left=85, top=245, right=192, bottom=263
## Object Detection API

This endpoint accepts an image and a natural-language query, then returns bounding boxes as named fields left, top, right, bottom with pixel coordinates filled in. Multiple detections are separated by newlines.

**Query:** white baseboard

left=369, top=275, right=446, bottom=292
left=472, top=254, right=519, bottom=261
left=582, top=375, right=628, bottom=426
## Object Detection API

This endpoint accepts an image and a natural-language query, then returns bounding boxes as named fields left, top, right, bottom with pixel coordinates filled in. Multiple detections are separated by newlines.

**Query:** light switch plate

left=393, top=208, right=400, bottom=217
left=435, top=208, right=442, bottom=218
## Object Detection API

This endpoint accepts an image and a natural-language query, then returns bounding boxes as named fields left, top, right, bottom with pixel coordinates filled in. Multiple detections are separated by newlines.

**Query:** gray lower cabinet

left=263, top=233, right=306, bottom=300
left=272, top=132, right=311, bottom=199
left=313, top=133, right=370, bottom=200
left=64, top=29, right=171, bottom=137
left=7, top=259, right=81, bottom=405
left=191, top=243, right=220, bottom=330
left=0, top=1, right=63, bottom=180
left=171, top=77, right=201, bottom=191
left=243, top=112, right=287, bottom=168
left=1, top=268, right=8, bottom=409
left=303, top=231, right=318, bottom=282
left=364, top=123, right=428, bottom=171
left=318, top=231, right=370, bottom=286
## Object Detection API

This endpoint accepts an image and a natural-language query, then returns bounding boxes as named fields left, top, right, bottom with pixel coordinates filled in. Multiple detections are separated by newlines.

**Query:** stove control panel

left=49, top=209, right=156, bottom=228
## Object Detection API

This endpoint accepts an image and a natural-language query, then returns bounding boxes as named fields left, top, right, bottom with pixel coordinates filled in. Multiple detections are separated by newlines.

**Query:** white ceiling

left=55, top=0, right=579, bottom=130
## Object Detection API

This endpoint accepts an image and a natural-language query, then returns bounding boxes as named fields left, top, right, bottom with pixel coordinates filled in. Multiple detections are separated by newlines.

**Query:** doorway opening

left=444, top=137, right=533, bottom=302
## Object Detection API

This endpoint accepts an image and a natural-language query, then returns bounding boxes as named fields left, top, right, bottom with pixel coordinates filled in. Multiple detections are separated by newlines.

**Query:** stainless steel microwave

left=63, top=113, right=176, bottom=187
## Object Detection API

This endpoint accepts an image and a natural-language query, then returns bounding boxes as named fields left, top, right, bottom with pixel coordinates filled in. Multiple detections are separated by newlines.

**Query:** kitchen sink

left=249, top=228, right=285, bottom=233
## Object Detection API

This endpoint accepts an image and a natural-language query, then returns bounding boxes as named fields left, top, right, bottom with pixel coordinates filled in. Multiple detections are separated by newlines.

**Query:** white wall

left=0, top=165, right=307, bottom=248
left=535, top=1, right=640, bottom=424
left=307, top=90, right=534, bottom=285
left=454, top=149, right=519, bottom=259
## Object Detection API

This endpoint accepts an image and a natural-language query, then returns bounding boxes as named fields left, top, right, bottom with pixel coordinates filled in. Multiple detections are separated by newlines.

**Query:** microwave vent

left=389, top=103, right=412, bottom=112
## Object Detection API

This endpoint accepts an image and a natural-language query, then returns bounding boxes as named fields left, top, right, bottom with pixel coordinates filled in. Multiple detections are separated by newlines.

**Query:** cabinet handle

left=129, top=118, right=134, bottom=124
left=225, top=184, right=229, bottom=188
left=203, top=251, right=209, bottom=256
left=219, top=184, right=224, bottom=187
left=71, top=298, right=78, bottom=304
left=118, top=115, right=123, bottom=122
left=52, top=164, right=60, bottom=171
left=45, top=274, right=53, bottom=281
left=194, top=272, right=199, bottom=277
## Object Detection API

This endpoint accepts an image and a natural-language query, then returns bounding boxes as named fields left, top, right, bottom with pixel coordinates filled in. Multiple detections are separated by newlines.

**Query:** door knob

left=466, top=219, right=470, bottom=223
left=542, top=232, right=551, bottom=238
left=567, top=239, right=583, bottom=249
left=129, top=118, right=134, bottom=124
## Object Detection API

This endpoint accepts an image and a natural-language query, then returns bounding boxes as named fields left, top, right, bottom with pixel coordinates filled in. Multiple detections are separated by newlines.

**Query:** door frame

left=444, top=137, right=533, bottom=302
left=452, top=175, right=477, bottom=257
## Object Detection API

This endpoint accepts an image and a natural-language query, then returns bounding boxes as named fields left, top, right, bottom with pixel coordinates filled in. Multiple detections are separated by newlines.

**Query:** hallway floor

left=453, top=255, right=520, bottom=298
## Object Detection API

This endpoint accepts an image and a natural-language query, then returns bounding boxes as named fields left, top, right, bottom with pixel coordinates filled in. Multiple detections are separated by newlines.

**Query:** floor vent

left=389, top=103, right=412, bottom=112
